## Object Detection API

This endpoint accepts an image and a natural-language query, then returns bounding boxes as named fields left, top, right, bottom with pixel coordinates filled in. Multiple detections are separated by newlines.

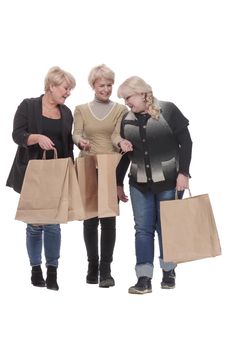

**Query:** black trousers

left=83, top=216, right=116, bottom=265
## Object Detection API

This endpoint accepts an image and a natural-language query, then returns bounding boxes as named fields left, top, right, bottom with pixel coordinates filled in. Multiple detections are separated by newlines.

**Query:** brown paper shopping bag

left=15, top=149, right=84, bottom=224
left=160, top=192, right=221, bottom=263
left=67, top=157, right=86, bottom=221
left=75, top=156, right=98, bottom=219
left=15, top=158, right=69, bottom=224
left=75, top=153, right=121, bottom=219
left=96, top=153, right=121, bottom=218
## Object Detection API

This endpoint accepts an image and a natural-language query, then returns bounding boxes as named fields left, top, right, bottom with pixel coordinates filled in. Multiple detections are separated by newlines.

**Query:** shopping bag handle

left=175, top=188, right=192, bottom=199
left=42, top=148, right=58, bottom=159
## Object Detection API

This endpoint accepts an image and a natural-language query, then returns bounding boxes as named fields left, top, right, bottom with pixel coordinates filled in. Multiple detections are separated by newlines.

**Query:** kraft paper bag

left=67, top=157, right=86, bottom=221
left=15, top=149, right=85, bottom=224
left=75, top=156, right=98, bottom=220
left=96, top=153, right=121, bottom=218
left=160, top=193, right=221, bottom=263
left=15, top=155, right=70, bottom=224
left=75, top=153, right=122, bottom=219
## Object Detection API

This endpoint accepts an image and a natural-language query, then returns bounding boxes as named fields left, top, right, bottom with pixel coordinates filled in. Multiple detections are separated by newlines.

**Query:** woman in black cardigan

left=117, top=76, right=192, bottom=294
left=6, top=66, right=76, bottom=291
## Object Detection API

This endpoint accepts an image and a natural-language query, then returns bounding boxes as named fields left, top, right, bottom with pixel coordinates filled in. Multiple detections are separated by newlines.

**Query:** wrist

left=179, top=172, right=190, bottom=178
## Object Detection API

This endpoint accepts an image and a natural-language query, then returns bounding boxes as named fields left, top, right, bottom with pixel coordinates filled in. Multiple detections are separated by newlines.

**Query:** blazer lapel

left=34, top=95, right=43, bottom=133
left=60, top=105, right=69, bottom=156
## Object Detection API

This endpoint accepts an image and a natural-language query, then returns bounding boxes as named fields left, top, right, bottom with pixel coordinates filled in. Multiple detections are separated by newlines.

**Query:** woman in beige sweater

left=73, top=64, right=130, bottom=287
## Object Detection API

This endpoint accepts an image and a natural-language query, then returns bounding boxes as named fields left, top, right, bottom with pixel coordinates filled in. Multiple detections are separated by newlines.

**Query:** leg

left=130, top=186, right=155, bottom=278
left=26, top=224, right=43, bottom=266
left=128, top=186, right=155, bottom=294
left=155, top=189, right=181, bottom=289
left=26, top=224, right=45, bottom=287
left=43, top=224, right=61, bottom=268
left=83, top=217, right=99, bottom=284
left=44, top=224, right=61, bottom=291
left=99, top=216, right=116, bottom=287
left=100, top=216, right=116, bottom=264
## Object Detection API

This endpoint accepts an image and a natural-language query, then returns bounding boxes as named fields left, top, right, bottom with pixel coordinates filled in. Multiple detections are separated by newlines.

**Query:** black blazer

left=6, top=95, right=74, bottom=193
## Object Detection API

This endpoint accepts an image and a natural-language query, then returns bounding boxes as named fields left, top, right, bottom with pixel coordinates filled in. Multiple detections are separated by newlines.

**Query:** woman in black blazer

left=6, top=66, right=76, bottom=291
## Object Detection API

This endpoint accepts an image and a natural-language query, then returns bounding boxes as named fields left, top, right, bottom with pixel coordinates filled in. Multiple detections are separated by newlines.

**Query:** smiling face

left=93, top=78, right=113, bottom=102
left=50, top=80, right=72, bottom=104
left=125, top=93, right=147, bottom=113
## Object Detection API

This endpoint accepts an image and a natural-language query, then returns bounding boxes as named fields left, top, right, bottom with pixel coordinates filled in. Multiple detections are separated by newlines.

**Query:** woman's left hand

left=117, top=186, right=129, bottom=202
left=176, top=173, right=189, bottom=191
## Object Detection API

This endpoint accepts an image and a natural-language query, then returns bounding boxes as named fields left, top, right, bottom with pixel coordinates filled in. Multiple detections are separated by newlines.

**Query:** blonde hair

left=88, top=64, right=115, bottom=88
left=44, top=66, right=76, bottom=92
left=117, top=76, right=160, bottom=119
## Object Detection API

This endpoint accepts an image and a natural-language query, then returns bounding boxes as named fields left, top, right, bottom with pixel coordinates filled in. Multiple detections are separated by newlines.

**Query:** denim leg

left=43, top=224, right=61, bottom=267
left=130, top=186, right=155, bottom=278
left=26, top=224, right=43, bottom=266
left=155, top=189, right=182, bottom=271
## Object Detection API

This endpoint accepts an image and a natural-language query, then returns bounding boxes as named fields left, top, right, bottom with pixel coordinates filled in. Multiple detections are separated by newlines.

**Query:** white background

left=0, top=0, right=232, bottom=349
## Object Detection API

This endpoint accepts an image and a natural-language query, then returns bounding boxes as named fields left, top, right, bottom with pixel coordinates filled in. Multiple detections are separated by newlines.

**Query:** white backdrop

left=0, top=0, right=232, bottom=349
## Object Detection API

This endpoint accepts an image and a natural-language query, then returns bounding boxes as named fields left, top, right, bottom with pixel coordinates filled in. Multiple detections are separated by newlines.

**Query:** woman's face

left=125, top=93, right=146, bottom=113
left=50, top=81, right=71, bottom=104
left=93, top=78, right=113, bottom=102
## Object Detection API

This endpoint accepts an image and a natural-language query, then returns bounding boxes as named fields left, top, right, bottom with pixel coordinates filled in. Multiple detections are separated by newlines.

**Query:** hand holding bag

left=160, top=190, right=221, bottom=263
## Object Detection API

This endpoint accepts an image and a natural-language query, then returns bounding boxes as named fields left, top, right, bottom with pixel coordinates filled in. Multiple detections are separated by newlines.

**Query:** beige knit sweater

left=73, top=102, right=127, bottom=155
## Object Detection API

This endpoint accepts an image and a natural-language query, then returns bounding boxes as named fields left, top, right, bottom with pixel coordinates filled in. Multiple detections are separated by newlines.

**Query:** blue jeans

left=26, top=224, right=61, bottom=267
left=130, top=186, right=181, bottom=278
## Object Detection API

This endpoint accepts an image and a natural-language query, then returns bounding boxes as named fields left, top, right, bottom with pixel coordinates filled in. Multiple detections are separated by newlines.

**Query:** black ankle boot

left=99, top=262, right=115, bottom=288
left=46, top=266, right=59, bottom=291
left=161, top=269, right=176, bottom=289
left=86, top=262, right=99, bottom=284
left=31, top=265, right=46, bottom=287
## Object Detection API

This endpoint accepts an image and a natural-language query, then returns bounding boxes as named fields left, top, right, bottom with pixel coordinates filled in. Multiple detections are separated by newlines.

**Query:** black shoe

left=86, top=262, right=99, bottom=284
left=161, top=269, right=176, bottom=289
left=87, top=275, right=98, bottom=284
left=128, top=277, right=152, bottom=294
left=99, top=261, right=115, bottom=288
left=31, top=265, right=46, bottom=287
left=46, top=266, right=59, bottom=291
left=99, top=276, right=115, bottom=288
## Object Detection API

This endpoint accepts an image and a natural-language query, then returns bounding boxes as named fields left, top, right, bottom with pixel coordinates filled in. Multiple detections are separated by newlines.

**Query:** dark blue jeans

left=26, top=224, right=61, bottom=267
left=130, top=186, right=180, bottom=278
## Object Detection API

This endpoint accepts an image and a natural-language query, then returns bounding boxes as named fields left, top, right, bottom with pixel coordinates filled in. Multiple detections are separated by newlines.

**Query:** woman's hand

left=79, top=138, right=91, bottom=151
left=117, top=186, right=129, bottom=202
left=119, top=139, right=133, bottom=153
left=176, top=173, right=189, bottom=191
left=37, top=135, right=55, bottom=150
left=27, top=134, right=55, bottom=150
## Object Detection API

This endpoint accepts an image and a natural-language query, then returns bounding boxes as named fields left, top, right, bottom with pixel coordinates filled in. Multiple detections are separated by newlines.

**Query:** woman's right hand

left=27, top=134, right=55, bottom=150
left=119, top=139, right=133, bottom=153
left=79, top=138, right=91, bottom=151
left=37, top=135, right=55, bottom=150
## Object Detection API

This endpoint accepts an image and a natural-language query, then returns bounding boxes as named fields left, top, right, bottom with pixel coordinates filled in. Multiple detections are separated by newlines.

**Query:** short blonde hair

left=88, top=64, right=115, bottom=88
left=44, top=66, right=76, bottom=92
left=117, top=76, right=160, bottom=119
